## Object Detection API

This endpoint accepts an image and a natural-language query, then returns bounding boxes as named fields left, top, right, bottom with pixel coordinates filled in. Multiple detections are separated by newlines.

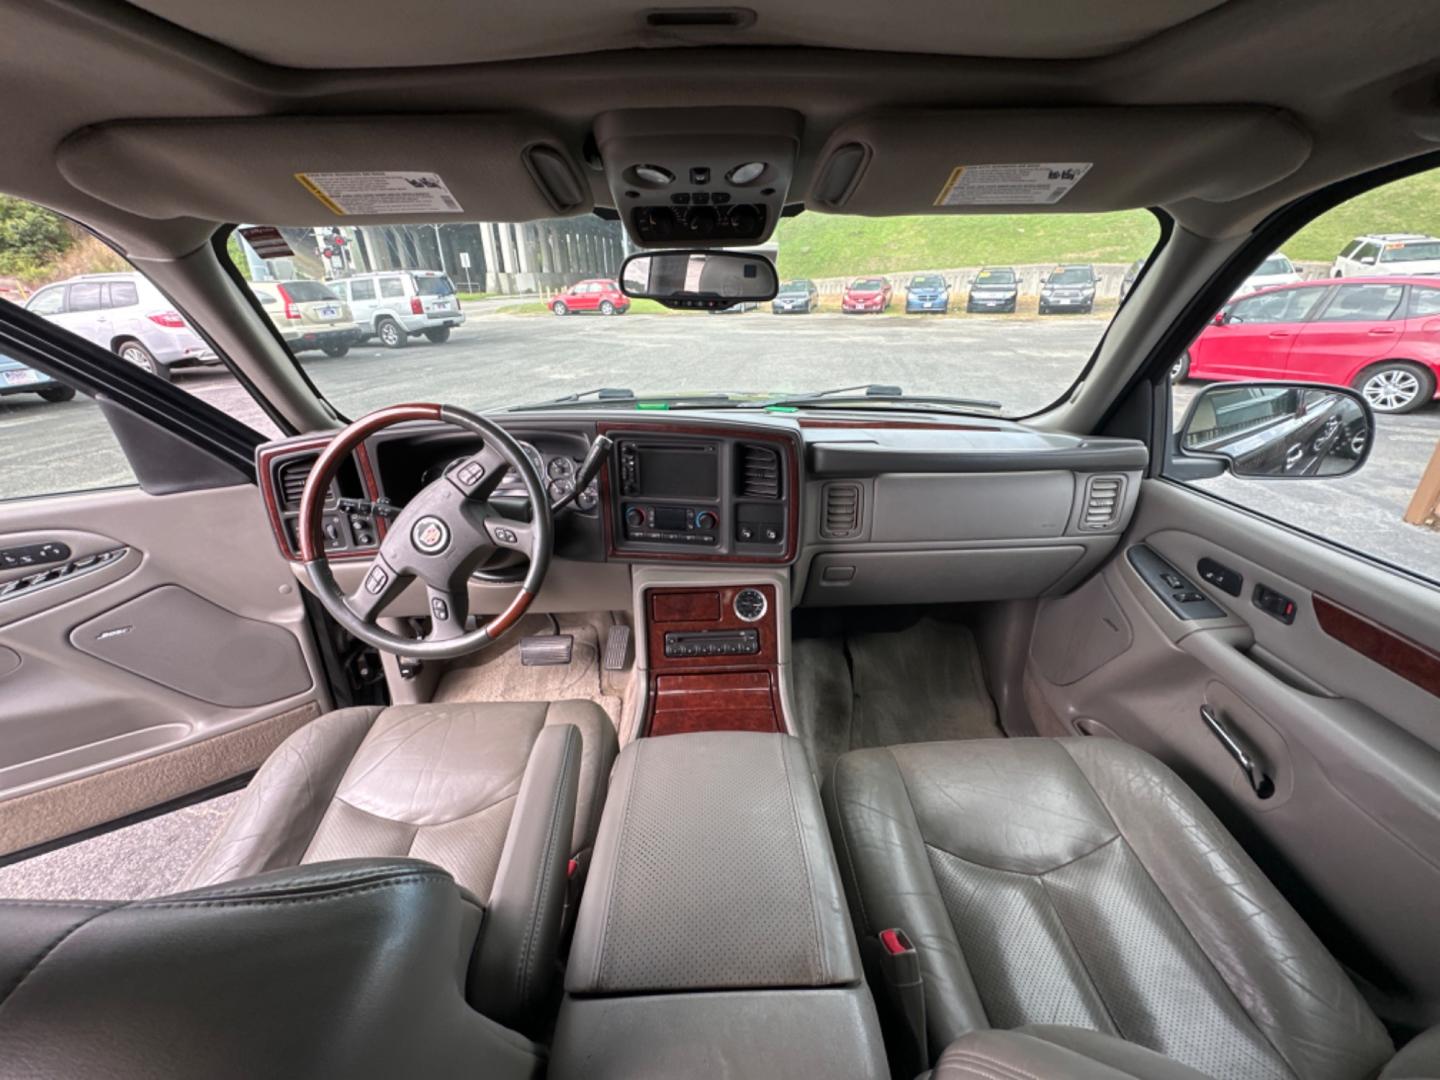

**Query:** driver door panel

left=0, top=484, right=329, bottom=858
left=1023, top=478, right=1440, bottom=1026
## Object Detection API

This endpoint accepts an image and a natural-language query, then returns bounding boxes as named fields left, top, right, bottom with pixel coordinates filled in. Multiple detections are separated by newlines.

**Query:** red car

left=841, top=276, right=892, bottom=314
left=1177, top=276, right=1440, bottom=413
left=550, top=278, right=629, bottom=316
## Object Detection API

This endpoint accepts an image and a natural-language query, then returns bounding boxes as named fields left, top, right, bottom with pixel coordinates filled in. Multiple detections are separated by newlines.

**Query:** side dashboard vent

left=277, top=455, right=320, bottom=512
left=739, top=444, right=781, bottom=499
left=1079, top=474, right=1125, bottom=531
left=821, top=482, right=862, bottom=539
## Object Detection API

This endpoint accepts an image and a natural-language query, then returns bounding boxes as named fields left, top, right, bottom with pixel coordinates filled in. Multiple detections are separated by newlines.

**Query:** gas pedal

left=603, top=624, right=633, bottom=671
left=519, top=634, right=574, bottom=667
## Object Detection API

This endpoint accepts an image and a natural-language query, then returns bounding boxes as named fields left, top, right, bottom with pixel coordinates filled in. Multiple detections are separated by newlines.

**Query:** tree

left=0, top=196, right=72, bottom=280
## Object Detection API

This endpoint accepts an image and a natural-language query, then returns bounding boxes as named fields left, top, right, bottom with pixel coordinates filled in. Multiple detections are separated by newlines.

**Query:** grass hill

left=772, top=169, right=1440, bottom=278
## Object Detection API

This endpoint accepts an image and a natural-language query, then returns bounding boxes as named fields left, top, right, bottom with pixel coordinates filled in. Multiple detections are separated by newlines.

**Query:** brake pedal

left=603, top=624, right=633, bottom=671
left=520, top=634, right=574, bottom=667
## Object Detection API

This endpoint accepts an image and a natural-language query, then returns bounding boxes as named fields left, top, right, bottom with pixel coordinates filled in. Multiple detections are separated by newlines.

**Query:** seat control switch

left=1197, top=557, right=1243, bottom=598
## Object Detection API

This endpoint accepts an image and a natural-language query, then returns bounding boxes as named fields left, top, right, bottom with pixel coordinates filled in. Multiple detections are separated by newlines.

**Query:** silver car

left=23, top=272, right=218, bottom=381
left=330, top=270, right=465, bottom=348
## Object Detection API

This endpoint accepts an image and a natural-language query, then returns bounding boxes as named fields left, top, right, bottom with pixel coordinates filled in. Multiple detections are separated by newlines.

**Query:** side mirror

left=620, top=249, right=778, bottom=311
left=1176, top=382, right=1373, bottom=479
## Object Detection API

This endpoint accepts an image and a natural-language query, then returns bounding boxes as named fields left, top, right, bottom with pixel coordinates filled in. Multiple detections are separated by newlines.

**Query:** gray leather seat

left=182, top=698, right=617, bottom=1032
left=825, top=737, right=1397, bottom=1080
left=183, top=700, right=616, bottom=896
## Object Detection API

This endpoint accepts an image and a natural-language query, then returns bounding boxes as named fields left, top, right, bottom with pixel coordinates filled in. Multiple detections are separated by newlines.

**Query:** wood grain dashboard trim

left=641, top=583, right=787, bottom=737
left=256, top=434, right=386, bottom=563
left=1314, top=594, right=1440, bottom=699
left=597, top=421, right=802, bottom=565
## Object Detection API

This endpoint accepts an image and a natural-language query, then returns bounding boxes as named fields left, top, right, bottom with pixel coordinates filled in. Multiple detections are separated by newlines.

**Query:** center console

left=549, top=731, right=887, bottom=1080
left=630, top=567, right=792, bottom=739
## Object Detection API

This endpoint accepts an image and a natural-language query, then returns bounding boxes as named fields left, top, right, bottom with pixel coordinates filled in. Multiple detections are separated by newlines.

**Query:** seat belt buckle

left=876, top=928, right=928, bottom=1076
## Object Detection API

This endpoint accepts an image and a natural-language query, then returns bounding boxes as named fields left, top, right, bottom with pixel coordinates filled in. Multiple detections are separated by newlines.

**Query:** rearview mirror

left=620, top=250, right=778, bottom=311
left=1177, top=382, right=1372, bottom=479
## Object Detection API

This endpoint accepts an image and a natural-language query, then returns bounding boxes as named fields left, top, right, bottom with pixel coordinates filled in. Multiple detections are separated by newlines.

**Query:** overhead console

left=594, top=108, right=802, bottom=248
left=601, top=423, right=799, bottom=563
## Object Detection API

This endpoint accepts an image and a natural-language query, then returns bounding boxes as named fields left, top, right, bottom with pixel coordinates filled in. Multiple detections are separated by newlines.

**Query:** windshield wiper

left=756, top=384, right=1003, bottom=414
left=508, top=388, right=742, bottom=412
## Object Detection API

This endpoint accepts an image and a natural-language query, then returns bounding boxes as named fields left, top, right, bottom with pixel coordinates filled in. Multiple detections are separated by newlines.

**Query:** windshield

left=231, top=210, right=1160, bottom=418
left=1380, top=241, right=1440, bottom=262
left=1255, top=256, right=1293, bottom=275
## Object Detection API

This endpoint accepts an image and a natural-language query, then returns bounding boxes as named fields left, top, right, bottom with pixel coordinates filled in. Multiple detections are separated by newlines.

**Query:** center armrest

left=567, top=730, right=861, bottom=994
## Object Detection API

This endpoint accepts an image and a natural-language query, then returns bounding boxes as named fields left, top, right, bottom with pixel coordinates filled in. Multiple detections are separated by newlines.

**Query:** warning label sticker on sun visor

left=934, top=163, right=1092, bottom=207
left=294, top=172, right=463, bottom=216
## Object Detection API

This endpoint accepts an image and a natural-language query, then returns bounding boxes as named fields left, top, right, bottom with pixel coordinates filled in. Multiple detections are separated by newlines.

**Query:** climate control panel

left=622, top=504, right=719, bottom=546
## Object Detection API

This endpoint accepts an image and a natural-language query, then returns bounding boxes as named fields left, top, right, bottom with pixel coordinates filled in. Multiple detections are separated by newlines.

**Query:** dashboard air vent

left=821, top=482, right=862, bottom=539
left=277, top=456, right=318, bottom=512
left=739, top=444, right=781, bottom=499
left=1079, top=474, right=1125, bottom=531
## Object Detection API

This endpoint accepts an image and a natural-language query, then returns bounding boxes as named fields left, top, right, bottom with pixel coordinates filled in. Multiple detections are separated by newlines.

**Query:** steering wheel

left=298, top=403, right=552, bottom=659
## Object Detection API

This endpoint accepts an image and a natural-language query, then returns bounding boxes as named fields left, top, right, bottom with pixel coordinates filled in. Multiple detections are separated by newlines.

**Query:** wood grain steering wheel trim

left=297, top=403, right=441, bottom=564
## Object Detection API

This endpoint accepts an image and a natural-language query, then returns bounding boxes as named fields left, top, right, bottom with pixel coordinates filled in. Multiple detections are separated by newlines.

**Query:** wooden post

left=1404, top=437, right=1440, bottom=527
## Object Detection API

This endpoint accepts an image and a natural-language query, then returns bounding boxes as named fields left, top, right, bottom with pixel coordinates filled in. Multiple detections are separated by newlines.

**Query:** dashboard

left=255, top=409, right=1147, bottom=607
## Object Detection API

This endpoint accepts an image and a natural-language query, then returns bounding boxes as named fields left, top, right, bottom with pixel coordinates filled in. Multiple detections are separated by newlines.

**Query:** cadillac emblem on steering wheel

left=411, top=515, right=450, bottom=554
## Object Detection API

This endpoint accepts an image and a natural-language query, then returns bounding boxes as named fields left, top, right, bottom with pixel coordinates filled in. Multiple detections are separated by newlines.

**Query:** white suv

left=331, top=270, right=465, bottom=348
left=1330, top=233, right=1440, bottom=278
left=23, top=272, right=218, bottom=381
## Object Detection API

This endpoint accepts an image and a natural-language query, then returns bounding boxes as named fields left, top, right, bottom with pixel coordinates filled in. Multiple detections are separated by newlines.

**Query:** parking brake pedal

left=603, top=624, right=633, bottom=671
left=520, top=634, right=573, bottom=667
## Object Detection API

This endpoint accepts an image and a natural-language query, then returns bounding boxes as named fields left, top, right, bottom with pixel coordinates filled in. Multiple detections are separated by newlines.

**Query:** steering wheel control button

left=456, top=460, right=485, bottom=486
left=733, top=588, right=768, bottom=622
left=412, top=516, right=450, bottom=555
left=430, top=596, right=450, bottom=622
left=492, top=525, right=519, bottom=545
left=364, top=566, right=390, bottom=594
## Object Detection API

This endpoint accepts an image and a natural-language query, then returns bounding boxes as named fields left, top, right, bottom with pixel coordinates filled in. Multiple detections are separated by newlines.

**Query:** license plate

left=434, top=299, right=452, bottom=309
left=3, top=370, right=39, bottom=385
left=317, top=305, right=339, bottom=319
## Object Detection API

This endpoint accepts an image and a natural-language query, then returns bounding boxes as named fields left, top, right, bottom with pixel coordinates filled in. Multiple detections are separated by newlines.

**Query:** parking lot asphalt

left=3, top=310, right=1438, bottom=582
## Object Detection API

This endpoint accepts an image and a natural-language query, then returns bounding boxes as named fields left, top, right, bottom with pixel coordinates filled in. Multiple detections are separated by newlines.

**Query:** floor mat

left=433, top=612, right=627, bottom=730
left=793, top=617, right=1002, bottom=776
left=0, top=789, right=242, bottom=901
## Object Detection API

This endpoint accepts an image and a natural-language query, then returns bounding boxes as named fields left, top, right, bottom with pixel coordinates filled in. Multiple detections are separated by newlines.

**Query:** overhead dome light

left=727, top=161, right=767, bottom=185
left=633, top=164, right=675, bottom=186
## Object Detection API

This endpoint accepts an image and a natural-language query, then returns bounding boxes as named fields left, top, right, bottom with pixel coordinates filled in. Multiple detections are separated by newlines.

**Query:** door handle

left=1285, top=444, right=1305, bottom=467
left=1367, top=327, right=1397, bottom=335
left=1200, top=705, right=1274, bottom=798
left=1266, top=331, right=1291, bottom=338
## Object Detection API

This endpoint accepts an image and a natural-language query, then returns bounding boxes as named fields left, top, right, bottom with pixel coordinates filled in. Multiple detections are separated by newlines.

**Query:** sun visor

left=809, top=108, right=1310, bottom=214
left=56, top=115, right=591, bottom=225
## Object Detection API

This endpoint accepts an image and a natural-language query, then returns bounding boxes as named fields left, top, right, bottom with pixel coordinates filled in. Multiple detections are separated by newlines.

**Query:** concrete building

left=237, top=217, right=626, bottom=295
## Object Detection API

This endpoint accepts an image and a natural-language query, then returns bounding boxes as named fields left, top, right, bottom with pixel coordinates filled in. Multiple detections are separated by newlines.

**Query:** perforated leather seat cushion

left=825, top=738, right=1393, bottom=1080
left=182, top=700, right=617, bottom=900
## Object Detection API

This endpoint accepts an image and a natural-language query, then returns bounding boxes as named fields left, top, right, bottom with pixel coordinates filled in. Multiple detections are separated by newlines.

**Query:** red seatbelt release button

left=880, top=927, right=915, bottom=956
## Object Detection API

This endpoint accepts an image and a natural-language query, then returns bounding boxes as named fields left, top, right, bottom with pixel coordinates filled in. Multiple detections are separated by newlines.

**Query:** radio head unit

left=617, top=440, right=719, bottom=499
